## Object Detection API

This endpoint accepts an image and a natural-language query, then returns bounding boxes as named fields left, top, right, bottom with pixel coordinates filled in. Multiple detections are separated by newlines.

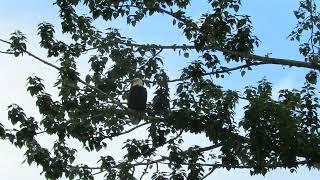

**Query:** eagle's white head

left=132, top=78, right=143, bottom=86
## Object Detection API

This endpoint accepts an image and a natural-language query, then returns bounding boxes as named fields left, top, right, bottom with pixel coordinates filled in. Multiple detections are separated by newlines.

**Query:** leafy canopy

left=0, top=0, right=319, bottom=179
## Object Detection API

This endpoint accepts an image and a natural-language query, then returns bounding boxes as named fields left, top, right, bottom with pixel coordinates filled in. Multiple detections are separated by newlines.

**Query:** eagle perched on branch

left=128, top=78, right=147, bottom=111
left=127, top=78, right=147, bottom=125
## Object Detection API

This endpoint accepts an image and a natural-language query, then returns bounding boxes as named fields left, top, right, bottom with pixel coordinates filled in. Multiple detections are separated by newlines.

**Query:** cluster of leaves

left=240, top=77, right=320, bottom=175
left=0, top=0, right=319, bottom=179
left=289, top=0, right=320, bottom=63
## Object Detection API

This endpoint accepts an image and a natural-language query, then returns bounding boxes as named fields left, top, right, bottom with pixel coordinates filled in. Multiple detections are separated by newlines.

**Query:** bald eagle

left=128, top=78, right=147, bottom=111
left=127, top=78, right=147, bottom=125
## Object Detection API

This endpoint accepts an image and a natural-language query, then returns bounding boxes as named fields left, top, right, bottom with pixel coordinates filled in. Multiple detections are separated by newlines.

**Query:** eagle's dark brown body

left=128, top=85, right=147, bottom=111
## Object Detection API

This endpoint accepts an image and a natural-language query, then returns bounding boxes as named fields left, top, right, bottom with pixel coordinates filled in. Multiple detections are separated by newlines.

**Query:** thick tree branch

left=180, top=159, right=318, bottom=169
left=196, top=143, right=222, bottom=153
left=126, top=43, right=320, bottom=70
left=79, top=4, right=320, bottom=70
left=121, top=5, right=320, bottom=70
left=86, top=40, right=320, bottom=70
left=216, top=47, right=320, bottom=70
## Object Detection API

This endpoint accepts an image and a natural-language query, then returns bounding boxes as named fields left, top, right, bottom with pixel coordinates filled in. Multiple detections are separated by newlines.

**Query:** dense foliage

left=0, top=0, right=319, bottom=179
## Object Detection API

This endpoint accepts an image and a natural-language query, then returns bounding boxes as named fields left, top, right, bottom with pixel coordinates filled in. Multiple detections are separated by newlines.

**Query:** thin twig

left=0, top=50, right=13, bottom=54
left=165, top=130, right=183, bottom=144
left=201, top=167, right=215, bottom=180
left=139, top=164, right=149, bottom=180
left=105, top=122, right=150, bottom=139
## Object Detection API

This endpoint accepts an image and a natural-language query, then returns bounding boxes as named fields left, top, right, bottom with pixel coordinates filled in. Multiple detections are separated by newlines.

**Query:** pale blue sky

left=0, top=0, right=319, bottom=179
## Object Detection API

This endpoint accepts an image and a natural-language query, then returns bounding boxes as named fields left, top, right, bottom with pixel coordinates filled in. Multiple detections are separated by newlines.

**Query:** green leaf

left=233, top=5, right=240, bottom=12
left=241, top=71, right=246, bottom=77
left=178, top=22, right=184, bottom=28
left=306, top=71, right=317, bottom=84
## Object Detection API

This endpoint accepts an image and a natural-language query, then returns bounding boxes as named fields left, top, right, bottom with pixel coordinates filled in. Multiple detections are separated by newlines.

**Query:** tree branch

left=85, top=39, right=320, bottom=70
left=79, top=158, right=318, bottom=180
left=166, top=130, right=183, bottom=143
left=196, top=143, right=222, bottom=153
left=126, top=143, right=222, bottom=168
left=0, top=38, right=169, bottom=130
left=139, top=164, right=150, bottom=180
left=0, top=50, right=13, bottom=54
left=88, top=142, right=223, bottom=177
left=180, top=159, right=318, bottom=169
left=125, top=42, right=320, bottom=70
left=216, top=47, right=320, bottom=70
left=0, top=38, right=127, bottom=109
left=201, top=167, right=215, bottom=180
left=168, top=62, right=266, bottom=82
left=153, top=7, right=199, bottom=29
left=105, top=122, right=150, bottom=139
left=119, top=5, right=320, bottom=70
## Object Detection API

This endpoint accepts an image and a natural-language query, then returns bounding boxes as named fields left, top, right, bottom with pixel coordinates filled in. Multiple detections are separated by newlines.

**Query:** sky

left=0, top=0, right=319, bottom=179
